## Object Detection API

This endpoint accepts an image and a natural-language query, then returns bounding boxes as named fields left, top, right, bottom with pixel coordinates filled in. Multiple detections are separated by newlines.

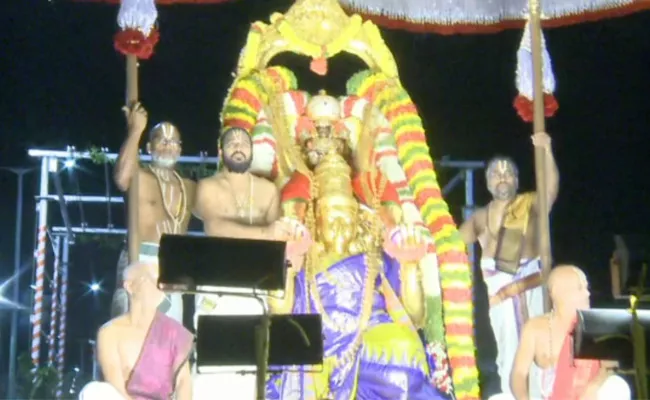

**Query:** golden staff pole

left=126, top=54, right=140, bottom=263
left=529, top=0, right=552, bottom=312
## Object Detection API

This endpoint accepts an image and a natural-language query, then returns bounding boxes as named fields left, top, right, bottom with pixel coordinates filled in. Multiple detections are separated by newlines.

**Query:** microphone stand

left=253, top=295, right=270, bottom=400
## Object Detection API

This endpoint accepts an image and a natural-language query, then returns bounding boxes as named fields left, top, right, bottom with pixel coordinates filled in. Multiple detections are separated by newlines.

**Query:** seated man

left=79, top=261, right=194, bottom=400
left=508, top=265, right=630, bottom=400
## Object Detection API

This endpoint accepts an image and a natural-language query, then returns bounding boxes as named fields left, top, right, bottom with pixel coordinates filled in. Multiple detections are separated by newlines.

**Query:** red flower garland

left=513, top=93, right=559, bottom=122
left=113, top=28, right=160, bottom=60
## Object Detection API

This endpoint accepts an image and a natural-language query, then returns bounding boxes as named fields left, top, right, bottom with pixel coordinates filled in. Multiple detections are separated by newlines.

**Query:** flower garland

left=426, top=341, right=453, bottom=394
left=220, top=66, right=297, bottom=135
left=347, top=70, right=480, bottom=400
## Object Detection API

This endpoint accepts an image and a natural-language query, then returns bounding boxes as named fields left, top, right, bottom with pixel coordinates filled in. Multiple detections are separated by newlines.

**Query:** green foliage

left=175, top=162, right=216, bottom=180
left=16, top=353, right=77, bottom=399
left=88, top=146, right=115, bottom=165
left=141, top=161, right=217, bottom=180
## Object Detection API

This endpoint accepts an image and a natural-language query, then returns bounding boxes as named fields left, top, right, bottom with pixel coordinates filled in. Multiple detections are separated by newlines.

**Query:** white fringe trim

left=117, top=0, right=157, bottom=36
left=515, top=20, right=556, bottom=100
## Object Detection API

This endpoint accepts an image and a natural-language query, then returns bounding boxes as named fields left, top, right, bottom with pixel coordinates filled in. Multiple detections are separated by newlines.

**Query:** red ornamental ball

left=513, top=93, right=559, bottom=122
left=113, top=28, right=160, bottom=60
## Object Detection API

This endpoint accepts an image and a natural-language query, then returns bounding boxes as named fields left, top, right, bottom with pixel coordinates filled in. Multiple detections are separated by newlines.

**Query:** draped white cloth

left=481, top=258, right=545, bottom=396
left=78, top=382, right=124, bottom=400
left=488, top=373, right=631, bottom=400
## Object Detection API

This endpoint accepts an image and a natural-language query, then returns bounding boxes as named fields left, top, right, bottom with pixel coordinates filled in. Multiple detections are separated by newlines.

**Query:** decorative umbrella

left=338, top=0, right=649, bottom=119
left=341, top=0, right=650, bottom=309
left=338, top=0, right=650, bottom=33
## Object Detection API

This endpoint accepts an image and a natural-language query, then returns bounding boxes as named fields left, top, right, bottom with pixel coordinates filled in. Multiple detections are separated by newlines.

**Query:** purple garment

left=125, top=312, right=194, bottom=400
left=267, top=253, right=448, bottom=400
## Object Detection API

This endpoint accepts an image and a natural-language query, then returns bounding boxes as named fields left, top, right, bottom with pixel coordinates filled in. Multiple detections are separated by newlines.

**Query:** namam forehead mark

left=150, top=122, right=181, bottom=142
left=221, top=128, right=252, bottom=147
left=487, top=158, right=518, bottom=178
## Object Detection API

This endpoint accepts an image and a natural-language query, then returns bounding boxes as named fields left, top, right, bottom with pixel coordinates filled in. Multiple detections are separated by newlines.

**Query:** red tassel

left=513, top=93, right=559, bottom=122
left=113, top=28, right=160, bottom=59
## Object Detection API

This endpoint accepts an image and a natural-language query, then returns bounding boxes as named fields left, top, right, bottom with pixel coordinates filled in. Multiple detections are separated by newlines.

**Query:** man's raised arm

left=114, top=103, right=147, bottom=192
left=531, top=132, right=560, bottom=208
left=96, top=325, right=132, bottom=400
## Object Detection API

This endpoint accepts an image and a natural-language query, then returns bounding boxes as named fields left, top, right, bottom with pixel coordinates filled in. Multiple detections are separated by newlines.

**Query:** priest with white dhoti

left=460, top=131, right=560, bottom=397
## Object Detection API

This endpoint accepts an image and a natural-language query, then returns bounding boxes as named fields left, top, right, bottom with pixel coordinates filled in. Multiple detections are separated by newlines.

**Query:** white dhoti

left=192, top=292, right=265, bottom=400
left=481, top=258, right=545, bottom=395
left=527, top=364, right=631, bottom=400
left=592, top=375, right=631, bottom=400
left=78, top=381, right=124, bottom=400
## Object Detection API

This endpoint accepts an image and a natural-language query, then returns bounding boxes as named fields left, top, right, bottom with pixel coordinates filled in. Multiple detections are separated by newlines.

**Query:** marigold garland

left=220, top=66, right=297, bottom=134
left=347, top=69, right=480, bottom=400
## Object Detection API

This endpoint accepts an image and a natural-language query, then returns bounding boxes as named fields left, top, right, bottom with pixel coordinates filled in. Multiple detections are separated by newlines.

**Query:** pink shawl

left=125, top=312, right=194, bottom=399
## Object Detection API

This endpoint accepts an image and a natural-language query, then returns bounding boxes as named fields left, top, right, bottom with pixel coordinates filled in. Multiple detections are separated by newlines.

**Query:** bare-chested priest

left=459, top=131, right=559, bottom=395
left=112, top=102, right=196, bottom=323
left=79, top=260, right=194, bottom=400
left=192, top=126, right=291, bottom=399
left=509, top=265, right=630, bottom=400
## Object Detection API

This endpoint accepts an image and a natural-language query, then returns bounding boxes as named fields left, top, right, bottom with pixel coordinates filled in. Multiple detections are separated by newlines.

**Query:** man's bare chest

left=140, top=174, right=188, bottom=211
left=118, top=335, right=148, bottom=377
left=482, top=205, right=536, bottom=237
left=214, top=182, right=267, bottom=218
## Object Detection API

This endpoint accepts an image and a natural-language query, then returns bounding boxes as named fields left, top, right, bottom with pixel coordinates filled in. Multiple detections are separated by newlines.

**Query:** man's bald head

left=122, top=261, right=154, bottom=282
left=122, top=262, right=161, bottom=303
left=548, top=265, right=590, bottom=311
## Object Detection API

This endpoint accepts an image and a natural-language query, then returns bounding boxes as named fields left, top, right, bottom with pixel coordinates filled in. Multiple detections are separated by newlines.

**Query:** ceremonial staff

left=126, top=54, right=139, bottom=262
left=113, top=0, right=160, bottom=262
left=528, top=0, right=552, bottom=311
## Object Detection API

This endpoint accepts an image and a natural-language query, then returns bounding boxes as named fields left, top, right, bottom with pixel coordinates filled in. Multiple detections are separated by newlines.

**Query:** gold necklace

left=149, top=165, right=187, bottom=226
left=226, top=173, right=253, bottom=225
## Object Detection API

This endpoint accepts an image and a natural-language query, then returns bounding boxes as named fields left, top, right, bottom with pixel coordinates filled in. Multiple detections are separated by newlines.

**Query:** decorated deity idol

left=282, top=90, right=403, bottom=239
left=268, top=143, right=447, bottom=398
left=218, top=0, right=481, bottom=398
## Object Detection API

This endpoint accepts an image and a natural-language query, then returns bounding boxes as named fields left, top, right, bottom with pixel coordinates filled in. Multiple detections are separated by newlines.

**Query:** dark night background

left=0, top=0, right=649, bottom=394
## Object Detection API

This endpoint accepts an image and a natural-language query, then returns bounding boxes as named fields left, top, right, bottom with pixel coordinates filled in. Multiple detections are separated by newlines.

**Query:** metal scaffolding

left=25, top=147, right=217, bottom=391
left=25, top=147, right=484, bottom=385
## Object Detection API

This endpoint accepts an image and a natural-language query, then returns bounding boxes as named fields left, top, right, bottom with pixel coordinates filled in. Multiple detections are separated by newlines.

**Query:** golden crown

left=306, top=90, right=340, bottom=124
